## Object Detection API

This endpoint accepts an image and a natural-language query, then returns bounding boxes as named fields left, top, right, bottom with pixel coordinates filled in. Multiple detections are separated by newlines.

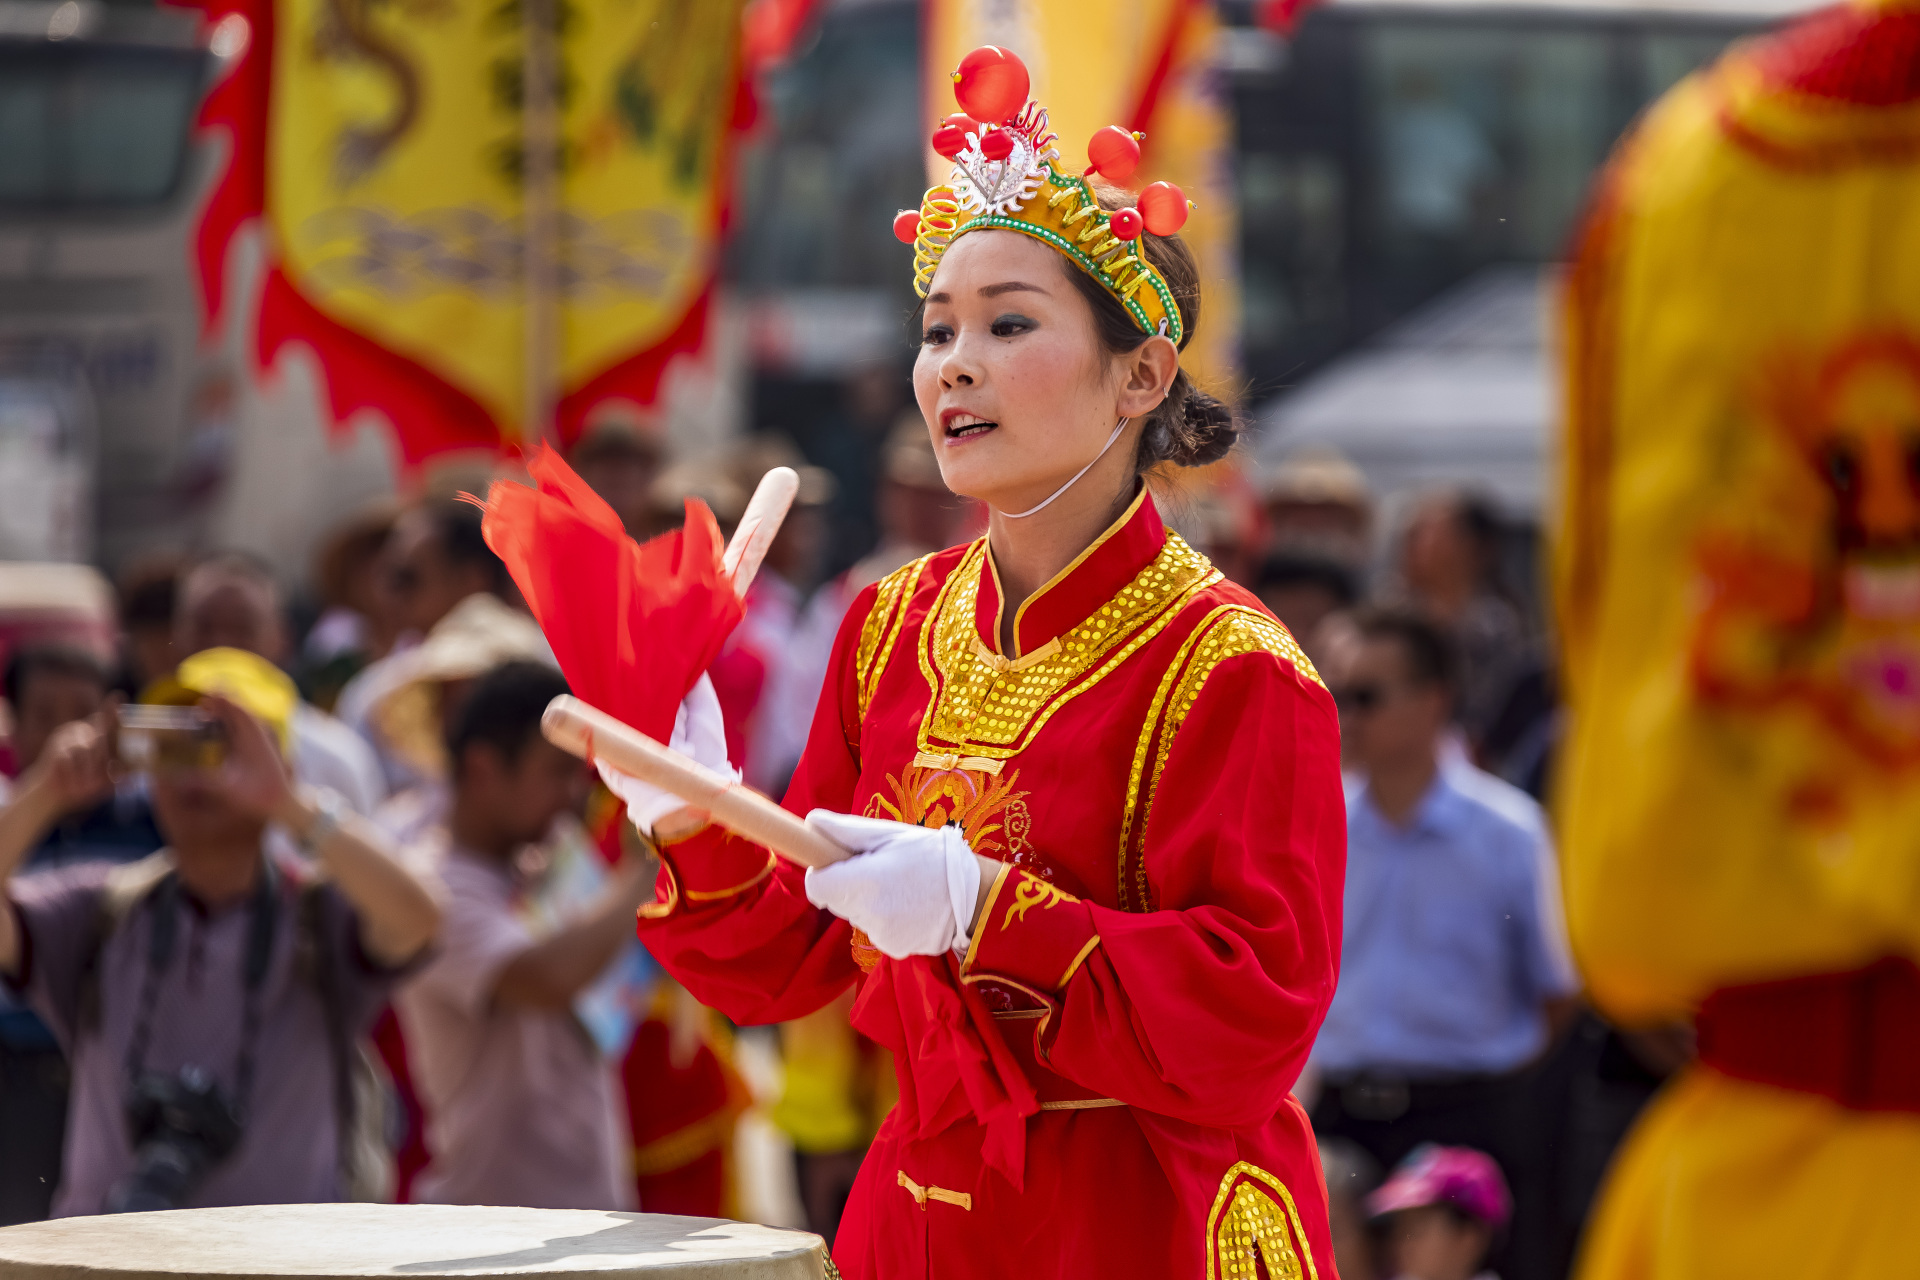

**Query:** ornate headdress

left=894, top=46, right=1192, bottom=346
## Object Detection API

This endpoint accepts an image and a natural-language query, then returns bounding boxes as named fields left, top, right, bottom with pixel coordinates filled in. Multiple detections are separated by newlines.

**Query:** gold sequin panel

left=915, top=536, right=1219, bottom=763
left=1206, top=1161, right=1319, bottom=1280
left=1117, top=607, right=1324, bottom=911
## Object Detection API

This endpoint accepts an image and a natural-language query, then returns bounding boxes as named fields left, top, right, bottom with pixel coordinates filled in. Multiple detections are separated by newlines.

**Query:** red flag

left=475, top=446, right=743, bottom=742
left=1256, top=0, right=1316, bottom=35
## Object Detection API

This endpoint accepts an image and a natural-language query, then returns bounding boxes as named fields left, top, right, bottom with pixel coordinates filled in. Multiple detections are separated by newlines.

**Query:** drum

left=0, top=1204, right=836, bottom=1280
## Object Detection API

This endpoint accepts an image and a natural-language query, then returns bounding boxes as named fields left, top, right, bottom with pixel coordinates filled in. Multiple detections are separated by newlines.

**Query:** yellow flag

left=269, top=0, right=743, bottom=442
left=1554, top=0, right=1920, bottom=1021
left=923, top=0, right=1240, bottom=395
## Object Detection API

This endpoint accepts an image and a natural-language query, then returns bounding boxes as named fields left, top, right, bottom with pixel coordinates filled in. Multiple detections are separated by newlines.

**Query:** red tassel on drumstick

left=472, top=446, right=849, bottom=869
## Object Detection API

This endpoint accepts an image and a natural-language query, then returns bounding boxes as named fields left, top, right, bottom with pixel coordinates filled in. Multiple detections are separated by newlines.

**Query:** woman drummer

left=603, top=53, right=1344, bottom=1279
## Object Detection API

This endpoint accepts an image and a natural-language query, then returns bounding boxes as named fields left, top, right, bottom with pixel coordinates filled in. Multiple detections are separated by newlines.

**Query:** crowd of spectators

left=1248, top=448, right=1679, bottom=1280
left=0, top=396, right=968, bottom=1235
left=0, top=386, right=1663, bottom=1280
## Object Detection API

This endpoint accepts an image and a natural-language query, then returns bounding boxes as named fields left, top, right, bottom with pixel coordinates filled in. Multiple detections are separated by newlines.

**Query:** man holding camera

left=0, top=648, right=441, bottom=1216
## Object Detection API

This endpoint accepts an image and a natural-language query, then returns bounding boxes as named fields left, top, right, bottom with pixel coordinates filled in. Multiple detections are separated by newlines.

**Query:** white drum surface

left=0, top=1204, right=832, bottom=1280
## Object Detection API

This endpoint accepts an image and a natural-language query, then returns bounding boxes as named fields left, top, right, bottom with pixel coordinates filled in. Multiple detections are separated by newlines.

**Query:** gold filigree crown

left=894, top=47, right=1190, bottom=346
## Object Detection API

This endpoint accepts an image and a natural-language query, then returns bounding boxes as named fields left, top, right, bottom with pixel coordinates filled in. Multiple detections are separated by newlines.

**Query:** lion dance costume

left=487, top=47, right=1344, bottom=1280
left=1557, top=4, right=1920, bottom=1275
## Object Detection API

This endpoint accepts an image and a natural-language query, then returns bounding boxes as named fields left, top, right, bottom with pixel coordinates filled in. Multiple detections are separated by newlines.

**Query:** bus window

left=0, top=45, right=207, bottom=210
left=1366, top=25, right=1615, bottom=267
left=1236, top=5, right=1792, bottom=399
left=1641, top=31, right=1741, bottom=100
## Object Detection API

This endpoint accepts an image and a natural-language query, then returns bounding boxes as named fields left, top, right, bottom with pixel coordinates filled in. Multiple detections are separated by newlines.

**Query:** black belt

left=1322, top=1069, right=1519, bottom=1123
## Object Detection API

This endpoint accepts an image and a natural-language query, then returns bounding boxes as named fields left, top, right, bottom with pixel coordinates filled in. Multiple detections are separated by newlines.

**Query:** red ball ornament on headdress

left=1139, top=182, right=1190, bottom=235
left=1086, top=126, right=1143, bottom=182
left=932, top=113, right=980, bottom=159
left=932, top=124, right=969, bottom=159
left=893, top=210, right=921, bottom=244
left=952, top=46, right=1030, bottom=124
left=978, top=128, right=1015, bottom=161
left=1109, top=207, right=1144, bottom=241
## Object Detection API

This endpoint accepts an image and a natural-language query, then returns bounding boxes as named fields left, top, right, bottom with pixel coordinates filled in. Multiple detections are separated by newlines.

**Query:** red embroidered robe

left=640, top=490, right=1345, bottom=1278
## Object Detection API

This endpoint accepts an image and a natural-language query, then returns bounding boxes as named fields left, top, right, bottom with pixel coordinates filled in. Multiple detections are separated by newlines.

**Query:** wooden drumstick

left=723, top=466, right=798, bottom=600
left=542, top=694, right=849, bottom=868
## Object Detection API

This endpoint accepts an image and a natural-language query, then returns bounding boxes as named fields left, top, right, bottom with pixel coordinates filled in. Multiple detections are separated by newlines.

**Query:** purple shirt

left=4, top=856, right=398, bottom=1216
left=394, top=844, right=630, bottom=1210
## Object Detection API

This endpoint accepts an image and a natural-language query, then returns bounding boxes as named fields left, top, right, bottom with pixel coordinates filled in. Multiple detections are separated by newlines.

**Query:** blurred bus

left=1232, top=0, right=1820, bottom=395
left=732, top=0, right=1817, bottom=454
left=1237, top=0, right=1823, bottom=519
left=0, top=0, right=221, bottom=567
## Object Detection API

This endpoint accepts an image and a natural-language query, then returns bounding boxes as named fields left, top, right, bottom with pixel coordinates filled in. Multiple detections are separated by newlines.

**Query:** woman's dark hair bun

left=1061, top=184, right=1242, bottom=472
left=1136, top=376, right=1239, bottom=469
left=1178, top=385, right=1238, bottom=466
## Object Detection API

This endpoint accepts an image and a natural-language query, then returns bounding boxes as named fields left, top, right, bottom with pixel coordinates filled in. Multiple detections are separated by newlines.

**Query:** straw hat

left=370, top=593, right=555, bottom=781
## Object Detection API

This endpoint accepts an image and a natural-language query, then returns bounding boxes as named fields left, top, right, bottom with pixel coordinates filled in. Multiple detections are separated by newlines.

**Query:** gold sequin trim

left=1117, top=607, right=1324, bottom=912
left=856, top=555, right=928, bottom=719
left=1206, top=1161, right=1319, bottom=1280
left=915, top=535, right=1218, bottom=763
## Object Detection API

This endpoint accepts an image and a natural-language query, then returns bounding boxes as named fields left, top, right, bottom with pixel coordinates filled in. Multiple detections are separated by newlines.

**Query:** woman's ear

left=1116, top=335, right=1180, bottom=418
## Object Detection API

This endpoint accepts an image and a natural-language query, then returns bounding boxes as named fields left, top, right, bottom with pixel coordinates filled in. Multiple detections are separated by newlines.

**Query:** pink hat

left=1365, top=1145, right=1511, bottom=1229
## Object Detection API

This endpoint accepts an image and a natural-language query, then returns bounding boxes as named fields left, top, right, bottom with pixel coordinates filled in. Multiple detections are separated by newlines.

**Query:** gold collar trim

left=984, top=484, right=1148, bottom=660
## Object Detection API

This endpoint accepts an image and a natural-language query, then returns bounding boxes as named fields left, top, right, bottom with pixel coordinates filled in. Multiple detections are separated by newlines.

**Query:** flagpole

left=522, top=0, right=563, bottom=449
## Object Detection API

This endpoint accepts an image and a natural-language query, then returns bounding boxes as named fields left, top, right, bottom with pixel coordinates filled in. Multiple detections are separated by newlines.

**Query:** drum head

left=0, top=1204, right=832, bottom=1279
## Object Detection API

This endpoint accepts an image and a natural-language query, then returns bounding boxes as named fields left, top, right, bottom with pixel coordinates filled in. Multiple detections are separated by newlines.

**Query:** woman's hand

left=598, top=674, right=735, bottom=837
left=800, top=811, right=990, bottom=960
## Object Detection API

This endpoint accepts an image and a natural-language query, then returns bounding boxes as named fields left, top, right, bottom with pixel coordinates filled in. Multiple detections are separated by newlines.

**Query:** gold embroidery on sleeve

left=856, top=555, right=929, bottom=719
left=636, top=859, right=679, bottom=919
left=1206, top=1161, right=1319, bottom=1280
left=683, top=851, right=779, bottom=901
left=1117, top=606, right=1325, bottom=912
left=1001, top=874, right=1078, bottom=930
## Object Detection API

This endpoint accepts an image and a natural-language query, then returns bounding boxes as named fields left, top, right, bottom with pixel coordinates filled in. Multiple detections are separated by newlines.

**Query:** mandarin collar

left=1356, top=772, right=1470, bottom=841
left=975, top=486, right=1166, bottom=659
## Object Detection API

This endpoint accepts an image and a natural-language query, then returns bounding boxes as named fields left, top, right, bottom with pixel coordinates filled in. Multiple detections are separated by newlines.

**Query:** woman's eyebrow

left=980, top=281, right=1049, bottom=298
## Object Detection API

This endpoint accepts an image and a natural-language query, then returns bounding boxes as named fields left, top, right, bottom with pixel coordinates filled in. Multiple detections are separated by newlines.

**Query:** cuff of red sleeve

left=959, top=863, right=1101, bottom=998
left=640, top=824, right=777, bottom=920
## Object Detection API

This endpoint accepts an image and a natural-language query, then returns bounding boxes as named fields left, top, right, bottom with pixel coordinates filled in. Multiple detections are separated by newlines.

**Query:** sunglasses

left=1334, top=682, right=1392, bottom=714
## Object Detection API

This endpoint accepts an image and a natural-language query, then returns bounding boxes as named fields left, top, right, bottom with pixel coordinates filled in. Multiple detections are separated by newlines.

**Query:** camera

left=106, top=1066, right=244, bottom=1212
left=118, top=705, right=228, bottom=774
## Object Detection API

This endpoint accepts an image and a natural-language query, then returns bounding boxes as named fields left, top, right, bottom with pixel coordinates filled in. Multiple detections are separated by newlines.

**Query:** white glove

left=596, top=674, right=739, bottom=834
left=802, top=811, right=982, bottom=960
